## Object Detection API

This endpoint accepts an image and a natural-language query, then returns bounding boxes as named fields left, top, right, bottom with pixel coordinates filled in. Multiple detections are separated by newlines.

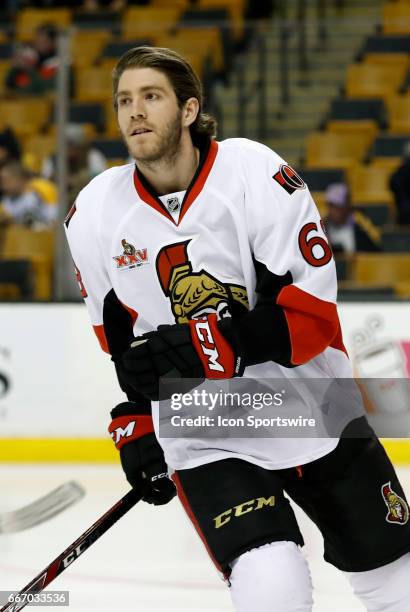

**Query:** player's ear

left=182, top=97, right=199, bottom=127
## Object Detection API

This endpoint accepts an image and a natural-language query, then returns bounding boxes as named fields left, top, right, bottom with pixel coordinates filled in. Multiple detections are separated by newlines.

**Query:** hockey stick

left=0, top=489, right=141, bottom=612
left=0, top=482, right=85, bottom=534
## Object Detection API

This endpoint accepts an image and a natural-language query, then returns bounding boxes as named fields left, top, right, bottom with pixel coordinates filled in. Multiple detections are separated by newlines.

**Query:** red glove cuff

left=189, top=314, right=238, bottom=379
left=108, top=414, right=154, bottom=450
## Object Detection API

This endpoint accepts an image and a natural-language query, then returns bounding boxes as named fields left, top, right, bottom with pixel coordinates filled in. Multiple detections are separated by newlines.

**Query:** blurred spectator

left=33, top=24, right=59, bottom=81
left=42, top=123, right=107, bottom=205
left=389, top=142, right=410, bottom=226
left=5, top=43, right=46, bottom=95
left=0, top=128, right=21, bottom=170
left=4, top=24, right=59, bottom=96
left=0, top=129, right=21, bottom=200
left=0, top=161, right=57, bottom=228
left=323, top=183, right=381, bottom=254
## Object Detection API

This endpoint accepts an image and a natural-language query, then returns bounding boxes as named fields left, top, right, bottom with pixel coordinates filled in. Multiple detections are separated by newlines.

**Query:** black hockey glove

left=121, top=314, right=244, bottom=401
left=108, top=402, right=176, bottom=505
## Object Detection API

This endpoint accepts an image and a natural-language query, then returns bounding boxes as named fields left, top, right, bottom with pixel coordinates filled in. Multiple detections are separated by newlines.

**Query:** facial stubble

left=125, top=108, right=183, bottom=169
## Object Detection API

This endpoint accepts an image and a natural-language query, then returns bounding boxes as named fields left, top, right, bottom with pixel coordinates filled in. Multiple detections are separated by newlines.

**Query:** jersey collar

left=133, top=138, right=218, bottom=226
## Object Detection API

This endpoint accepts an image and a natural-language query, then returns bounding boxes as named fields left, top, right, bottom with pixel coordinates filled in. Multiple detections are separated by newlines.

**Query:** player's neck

left=135, top=136, right=199, bottom=196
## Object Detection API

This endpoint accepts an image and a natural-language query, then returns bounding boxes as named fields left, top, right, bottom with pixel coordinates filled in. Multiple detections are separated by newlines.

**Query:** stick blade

left=0, top=481, right=85, bottom=534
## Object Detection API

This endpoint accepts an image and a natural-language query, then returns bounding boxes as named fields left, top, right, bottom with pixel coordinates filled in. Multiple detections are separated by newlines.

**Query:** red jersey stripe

left=277, top=285, right=347, bottom=365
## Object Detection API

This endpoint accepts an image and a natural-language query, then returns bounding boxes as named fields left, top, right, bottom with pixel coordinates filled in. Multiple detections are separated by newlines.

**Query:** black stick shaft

left=0, top=489, right=141, bottom=612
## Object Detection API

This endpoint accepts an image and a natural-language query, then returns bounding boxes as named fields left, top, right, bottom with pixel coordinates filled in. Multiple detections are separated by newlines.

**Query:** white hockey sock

left=345, top=552, right=410, bottom=612
left=229, top=541, right=313, bottom=612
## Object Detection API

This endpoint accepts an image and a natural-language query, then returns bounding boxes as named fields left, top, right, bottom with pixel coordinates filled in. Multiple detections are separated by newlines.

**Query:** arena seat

left=346, top=63, right=407, bottom=100
left=75, top=67, right=113, bottom=103
left=353, top=253, right=410, bottom=284
left=72, top=10, right=120, bottom=32
left=122, top=7, right=181, bottom=40
left=16, top=8, right=71, bottom=42
left=381, top=228, right=410, bottom=252
left=1, top=225, right=55, bottom=300
left=101, top=39, right=152, bottom=59
left=370, top=134, right=409, bottom=159
left=68, top=102, right=105, bottom=132
left=70, top=31, right=111, bottom=69
left=386, top=94, right=410, bottom=133
left=394, top=280, right=410, bottom=298
left=306, top=132, right=372, bottom=169
left=156, top=27, right=224, bottom=73
left=383, top=3, right=410, bottom=35
left=326, top=120, right=379, bottom=142
left=0, top=99, right=51, bottom=138
left=151, top=0, right=190, bottom=7
left=363, top=52, right=410, bottom=70
left=361, top=34, right=410, bottom=54
left=348, top=164, right=394, bottom=205
left=328, top=98, right=386, bottom=125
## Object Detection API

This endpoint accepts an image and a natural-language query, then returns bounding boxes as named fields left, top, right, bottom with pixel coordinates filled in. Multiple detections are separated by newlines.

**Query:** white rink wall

left=0, top=302, right=409, bottom=438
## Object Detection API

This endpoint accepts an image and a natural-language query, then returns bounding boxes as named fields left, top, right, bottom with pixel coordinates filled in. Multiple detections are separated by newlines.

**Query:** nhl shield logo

left=381, top=482, right=409, bottom=525
left=167, top=197, right=180, bottom=212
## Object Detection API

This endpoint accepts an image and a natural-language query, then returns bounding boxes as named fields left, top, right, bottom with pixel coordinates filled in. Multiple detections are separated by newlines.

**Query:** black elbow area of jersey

left=218, top=299, right=294, bottom=368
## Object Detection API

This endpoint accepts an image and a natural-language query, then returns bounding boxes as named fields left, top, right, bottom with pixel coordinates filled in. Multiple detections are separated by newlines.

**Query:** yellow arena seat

left=346, top=64, right=407, bottom=100
left=151, top=0, right=189, bottom=7
left=386, top=94, right=410, bottom=134
left=76, top=67, right=113, bottom=103
left=155, top=27, right=224, bottom=73
left=326, top=119, right=379, bottom=143
left=70, top=32, right=111, bottom=69
left=0, top=99, right=51, bottom=138
left=305, top=132, right=371, bottom=169
left=353, top=253, right=410, bottom=285
left=17, top=8, right=71, bottom=42
left=2, top=225, right=55, bottom=300
left=348, top=164, right=394, bottom=205
left=364, top=53, right=410, bottom=70
left=370, top=157, right=402, bottom=172
left=122, top=7, right=181, bottom=40
left=383, top=2, right=410, bottom=34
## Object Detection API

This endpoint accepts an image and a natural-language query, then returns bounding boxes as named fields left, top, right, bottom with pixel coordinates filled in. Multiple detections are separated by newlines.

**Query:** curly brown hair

left=112, top=46, right=217, bottom=145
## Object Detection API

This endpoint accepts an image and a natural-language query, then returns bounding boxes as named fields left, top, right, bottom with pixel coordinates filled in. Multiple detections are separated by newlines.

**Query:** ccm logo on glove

left=189, top=314, right=239, bottom=379
left=108, top=415, right=154, bottom=450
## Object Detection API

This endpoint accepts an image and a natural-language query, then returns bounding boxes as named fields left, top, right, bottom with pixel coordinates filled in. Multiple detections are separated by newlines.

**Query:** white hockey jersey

left=65, top=137, right=356, bottom=471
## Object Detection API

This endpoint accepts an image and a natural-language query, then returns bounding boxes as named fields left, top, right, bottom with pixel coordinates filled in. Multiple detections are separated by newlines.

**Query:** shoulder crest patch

left=273, top=164, right=306, bottom=195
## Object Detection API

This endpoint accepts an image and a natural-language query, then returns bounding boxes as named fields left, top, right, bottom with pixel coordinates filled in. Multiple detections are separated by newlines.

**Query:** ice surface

left=0, top=464, right=409, bottom=611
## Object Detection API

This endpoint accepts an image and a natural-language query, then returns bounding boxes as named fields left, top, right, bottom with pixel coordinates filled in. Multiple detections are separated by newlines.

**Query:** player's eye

left=145, top=92, right=158, bottom=101
left=118, top=97, right=131, bottom=106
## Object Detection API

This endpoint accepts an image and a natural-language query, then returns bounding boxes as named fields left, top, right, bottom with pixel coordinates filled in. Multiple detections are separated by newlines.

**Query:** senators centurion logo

left=381, top=482, right=409, bottom=525
left=113, top=239, right=148, bottom=270
left=155, top=240, right=249, bottom=323
left=273, top=164, right=306, bottom=195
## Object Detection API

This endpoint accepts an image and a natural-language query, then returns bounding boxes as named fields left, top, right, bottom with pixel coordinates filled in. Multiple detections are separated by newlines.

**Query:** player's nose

left=130, top=98, right=147, bottom=119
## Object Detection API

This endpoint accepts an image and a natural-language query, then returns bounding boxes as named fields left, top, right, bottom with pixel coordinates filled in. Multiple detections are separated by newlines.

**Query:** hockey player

left=65, top=47, right=410, bottom=611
